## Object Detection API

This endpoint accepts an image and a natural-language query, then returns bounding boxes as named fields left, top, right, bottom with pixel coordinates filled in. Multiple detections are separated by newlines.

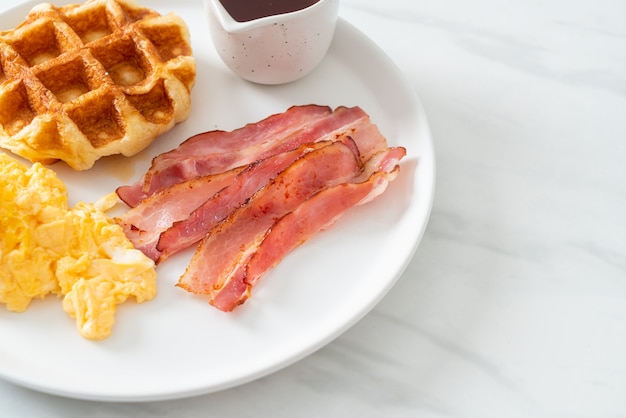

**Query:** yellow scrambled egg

left=0, top=153, right=157, bottom=340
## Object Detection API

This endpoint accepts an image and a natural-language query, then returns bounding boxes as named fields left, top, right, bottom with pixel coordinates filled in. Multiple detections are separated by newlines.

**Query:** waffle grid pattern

left=0, top=0, right=196, bottom=170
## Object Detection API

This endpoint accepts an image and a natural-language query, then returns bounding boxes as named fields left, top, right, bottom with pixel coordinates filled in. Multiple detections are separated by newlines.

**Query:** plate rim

left=0, top=0, right=436, bottom=402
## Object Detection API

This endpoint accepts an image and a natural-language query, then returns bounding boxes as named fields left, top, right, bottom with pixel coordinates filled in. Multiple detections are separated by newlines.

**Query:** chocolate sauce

left=219, top=0, right=321, bottom=22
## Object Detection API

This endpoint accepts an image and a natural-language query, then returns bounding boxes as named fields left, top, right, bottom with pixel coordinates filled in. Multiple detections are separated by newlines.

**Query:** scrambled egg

left=0, top=153, right=156, bottom=340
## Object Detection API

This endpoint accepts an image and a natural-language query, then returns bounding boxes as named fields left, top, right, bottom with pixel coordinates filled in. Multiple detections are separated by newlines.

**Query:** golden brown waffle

left=0, top=0, right=196, bottom=170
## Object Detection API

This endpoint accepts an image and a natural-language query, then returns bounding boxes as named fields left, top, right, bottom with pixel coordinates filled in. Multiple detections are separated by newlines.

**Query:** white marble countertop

left=1, top=0, right=625, bottom=417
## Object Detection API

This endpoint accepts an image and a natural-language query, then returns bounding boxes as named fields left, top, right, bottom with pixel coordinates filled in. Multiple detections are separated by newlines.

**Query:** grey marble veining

left=1, top=0, right=625, bottom=417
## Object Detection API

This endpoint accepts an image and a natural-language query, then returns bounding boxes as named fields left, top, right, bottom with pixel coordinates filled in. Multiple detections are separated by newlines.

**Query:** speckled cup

left=205, top=0, right=340, bottom=85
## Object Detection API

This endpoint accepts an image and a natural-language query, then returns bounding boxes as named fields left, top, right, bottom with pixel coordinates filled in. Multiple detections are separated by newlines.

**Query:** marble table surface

left=1, top=0, right=624, bottom=417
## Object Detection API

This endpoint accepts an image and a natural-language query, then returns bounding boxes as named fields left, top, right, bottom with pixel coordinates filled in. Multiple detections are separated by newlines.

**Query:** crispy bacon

left=177, top=140, right=363, bottom=298
left=247, top=146, right=407, bottom=284
left=114, top=104, right=406, bottom=312
left=155, top=140, right=347, bottom=263
left=116, top=105, right=331, bottom=206
left=115, top=168, right=244, bottom=261
left=116, top=105, right=376, bottom=207
left=209, top=147, right=407, bottom=311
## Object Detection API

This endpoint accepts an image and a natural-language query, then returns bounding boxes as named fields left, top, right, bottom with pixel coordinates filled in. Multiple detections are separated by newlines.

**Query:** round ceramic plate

left=0, top=0, right=435, bottom=401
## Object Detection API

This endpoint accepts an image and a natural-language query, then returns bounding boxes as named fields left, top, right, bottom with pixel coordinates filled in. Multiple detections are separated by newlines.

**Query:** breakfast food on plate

left=0, top=0, right=196, bottom=170
left=118, top=140, right=333, bottom=262
left=117, top=104, right=327, bottom=206
left=115, top=105, right=406, bottom=311
left=202, top=146, right=406, bottom=311
left=115, top=105, right=382, bottom=206
left=0, top=152, right=157, bottom=340
left=155, top=140, right=347, bottom=262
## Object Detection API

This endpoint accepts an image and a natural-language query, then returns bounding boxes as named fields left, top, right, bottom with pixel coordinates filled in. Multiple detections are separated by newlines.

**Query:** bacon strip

left=177, top=140, right=363, bottom=298
left=114, top=104, right=405, bottom=313
left=209, top=147, right=407, bottom=311
left=116, top=105, right=375, bottom=206
left=155, top=140, right=343, bottom=263
left=116, top=105, right=331, bottom=206
left=149, top=105, right=331, bottom=170
left=115, top=167, right=244, bottom=261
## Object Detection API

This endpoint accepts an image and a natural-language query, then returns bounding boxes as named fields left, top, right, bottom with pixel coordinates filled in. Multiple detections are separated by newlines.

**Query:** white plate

left=0, top=0, right=435, bottom=401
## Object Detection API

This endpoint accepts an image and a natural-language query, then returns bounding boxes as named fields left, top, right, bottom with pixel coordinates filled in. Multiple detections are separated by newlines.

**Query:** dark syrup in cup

left=219, top=0, right=321, bottom=22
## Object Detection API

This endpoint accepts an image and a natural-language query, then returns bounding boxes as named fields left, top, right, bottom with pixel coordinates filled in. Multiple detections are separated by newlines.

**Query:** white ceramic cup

left=204, top=0, right=340, bottom=85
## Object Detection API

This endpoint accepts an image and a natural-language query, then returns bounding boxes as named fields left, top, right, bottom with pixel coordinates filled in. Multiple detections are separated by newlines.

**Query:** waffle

left=0, top=0, right=196, bottom=170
